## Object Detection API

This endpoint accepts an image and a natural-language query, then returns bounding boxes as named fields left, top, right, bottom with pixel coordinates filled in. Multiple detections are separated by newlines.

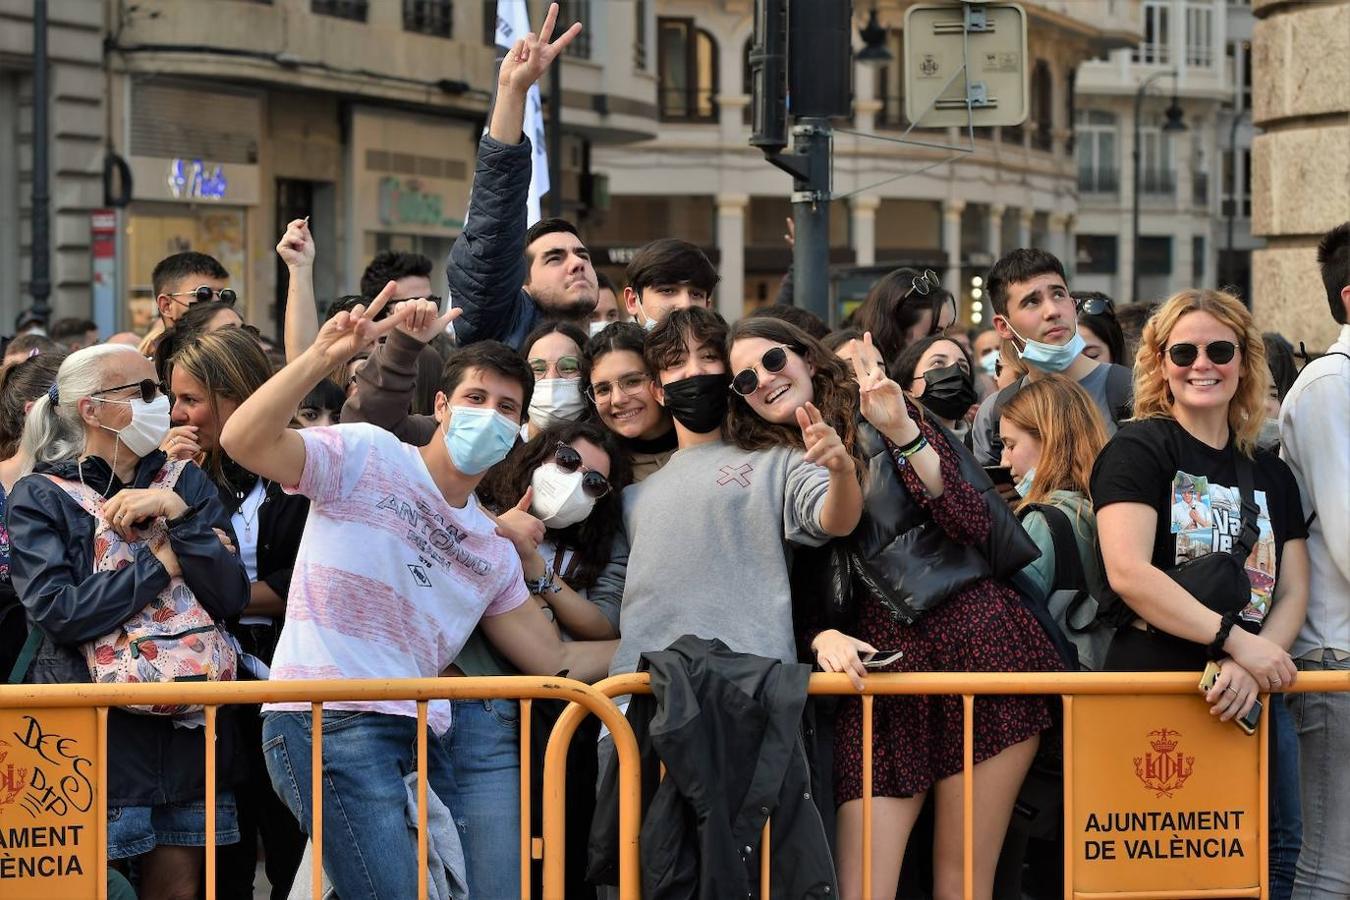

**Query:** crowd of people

left=2, top=7, right=1348, bottom=900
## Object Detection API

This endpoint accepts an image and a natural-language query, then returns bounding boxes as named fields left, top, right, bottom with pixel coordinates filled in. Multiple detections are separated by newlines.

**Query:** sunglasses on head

left=1165, top=341, right=1239, bottom=367
left=731, top=345, right=800, bottom=397
left=93, top=378, right=163, bottom=404
left=553, top=442, right=610, bottom=499
left=905, top=269, right=941, bottom=300
left=1075, top=295, right=1116, bottom=317
left=169, top=285, right=237, bottom=306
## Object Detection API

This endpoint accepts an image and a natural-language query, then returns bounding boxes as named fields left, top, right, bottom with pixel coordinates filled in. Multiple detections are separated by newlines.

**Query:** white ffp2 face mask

left=92, top=394, right=172, bottom=458
left=528, top=379, right=587, bottom=431
left=529, top=462, right=597, bottom=529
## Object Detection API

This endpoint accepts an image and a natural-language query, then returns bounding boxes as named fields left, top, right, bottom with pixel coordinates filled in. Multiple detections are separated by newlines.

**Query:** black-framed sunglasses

left=168, top=285, right=237, bottom=306
left=731, top=345, right=799, bottom=397
left=92, top=379, right=163, bottom=404
left=553, top=442, right=610, bottom=499
left=1075, top=295, right=1116, bottom=317
left=1166, top=341, right=1239, bottom=367
left=905, top=269, right=941, bottom=300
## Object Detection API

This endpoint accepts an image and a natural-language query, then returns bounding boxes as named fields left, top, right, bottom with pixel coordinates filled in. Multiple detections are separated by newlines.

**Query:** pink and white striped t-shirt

left=264, top=423, right=528, bottom=734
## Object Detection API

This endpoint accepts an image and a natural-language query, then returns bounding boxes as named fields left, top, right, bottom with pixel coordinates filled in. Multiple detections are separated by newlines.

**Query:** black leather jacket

left=589, top=636, right=837, bottom=899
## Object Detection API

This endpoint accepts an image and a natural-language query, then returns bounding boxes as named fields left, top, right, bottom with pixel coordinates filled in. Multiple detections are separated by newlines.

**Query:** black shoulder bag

left=1164, top=454, right=1261, bottom=616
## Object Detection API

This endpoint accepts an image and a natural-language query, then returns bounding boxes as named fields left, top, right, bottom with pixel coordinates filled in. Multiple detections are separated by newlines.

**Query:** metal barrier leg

left=520, top=697, right=533, bottom=900
left=311, top=702, right=323, bottom=900
left=963, top=694, right=974, bottom=900
left=760, top=819, right=771, bottom=896
left=205, top=705, right=217, bottom=900
left=417, top=701, right=429, bottom=900
left=1062, top=696, right=1074, bottom=900
left=98, top=706, right=108, bottom=900
left=862, top=694, right=874, bottom=900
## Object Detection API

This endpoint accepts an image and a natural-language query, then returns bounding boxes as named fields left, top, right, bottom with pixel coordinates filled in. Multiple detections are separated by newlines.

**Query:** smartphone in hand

left=861, top=649, right=904, bottom=669
left=984, top=465, right=1016, bottom=488
left=1199, top=660, right=1261, bottom=736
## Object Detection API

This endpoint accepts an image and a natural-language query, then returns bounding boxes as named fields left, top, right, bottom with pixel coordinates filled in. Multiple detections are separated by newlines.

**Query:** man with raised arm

left=449, top=3, right=598, bottom=349
left=219, top=289, right=577, bottom=898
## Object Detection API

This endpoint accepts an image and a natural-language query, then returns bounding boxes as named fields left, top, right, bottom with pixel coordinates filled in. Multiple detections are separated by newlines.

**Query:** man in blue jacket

left=449, top=5, right=595, bottom=349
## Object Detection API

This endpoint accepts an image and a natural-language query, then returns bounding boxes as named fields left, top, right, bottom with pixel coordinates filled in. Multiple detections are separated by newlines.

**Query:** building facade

left=584, top=0, right=1139, bottom=326
left=1073, top=0, right=1260, bottom=308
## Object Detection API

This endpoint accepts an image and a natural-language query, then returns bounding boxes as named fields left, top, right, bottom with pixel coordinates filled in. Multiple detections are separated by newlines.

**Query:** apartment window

left=1076, top=235, right=1118, bottom=274
left=634, top=0, right=648, bottom=69
left=559, top=1, right=591, bottom=59
left=1076, top=110, right=1118, bottom=193
left=404, top=0, right=452, bottom=38
left=1139, top=236, right=1173, bottom=272
left=876, top=30, right=907, bottom=129
left=1227, top=40, right=1251, bottom=111
left=1185, top=1, right=1214, bottom=67
left=1138, top=127, right=1175, bottom=194
left=1193, top=236, right=1205, bottom=282
left=1221, top=147, right=1252, bottom=217
left=1030, top=60, right=1053, bottom=152
left=1065, top=71, right=1076, bottom=154
left=658, top=18, right=718, bottom=122
left=312, top=0, right=367, bottom=20
left=1133, top=1, right=1170, bottom=64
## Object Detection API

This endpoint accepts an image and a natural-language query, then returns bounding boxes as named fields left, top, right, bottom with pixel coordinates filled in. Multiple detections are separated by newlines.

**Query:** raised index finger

left=795, top=405, right=812, bottom=433
left=363, top=280, right=398, bottom=322
left=537, top=1, right=559, bottom=44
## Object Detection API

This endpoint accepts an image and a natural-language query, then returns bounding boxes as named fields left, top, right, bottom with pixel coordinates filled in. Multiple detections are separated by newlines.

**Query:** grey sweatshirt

left=591, top=439, right=833, bottom=677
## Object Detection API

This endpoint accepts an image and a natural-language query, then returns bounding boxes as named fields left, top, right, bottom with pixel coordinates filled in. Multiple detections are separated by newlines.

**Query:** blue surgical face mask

left=1000, top=317, right=1086, bottom=374
left=1015, top=466, right=1036, bottom=497
left=979, top=348, right=999, bottom=377
left=443, top=406, right=519, bottom=475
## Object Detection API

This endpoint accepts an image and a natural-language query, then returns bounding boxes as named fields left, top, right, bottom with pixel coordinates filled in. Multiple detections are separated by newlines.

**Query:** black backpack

left=1016, top=503, right=1116, bottom=671
left=0, top=585, right=29, bottom=684
left=989, top=364, right=1133, bottom=461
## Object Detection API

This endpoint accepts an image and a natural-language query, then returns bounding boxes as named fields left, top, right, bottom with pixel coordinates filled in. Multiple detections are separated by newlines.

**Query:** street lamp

left=1131, top=69, right=1185, bottom=305
left=857, top=6, right=892, bottom=64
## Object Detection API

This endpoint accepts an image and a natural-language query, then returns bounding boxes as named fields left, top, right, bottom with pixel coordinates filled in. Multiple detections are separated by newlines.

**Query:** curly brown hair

left=724, top=318, right=865, bottom=479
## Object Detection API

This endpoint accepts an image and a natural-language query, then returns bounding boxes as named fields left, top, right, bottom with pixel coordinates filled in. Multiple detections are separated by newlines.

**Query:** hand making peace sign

left=310, top=280, right=412, bottom=369
left=848, top=332, right=914, bottom=438
left=497, top=3, right=583, bottom=95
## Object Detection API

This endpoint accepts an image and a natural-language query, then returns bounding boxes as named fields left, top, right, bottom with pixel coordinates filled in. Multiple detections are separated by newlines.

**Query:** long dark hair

left=724, top=318, right=864, bottom=477
left=892, top=334, right=975, bottom=387
left=475, top=420, right=631, bottom=590
left=853, top=267, right=953, bottom=365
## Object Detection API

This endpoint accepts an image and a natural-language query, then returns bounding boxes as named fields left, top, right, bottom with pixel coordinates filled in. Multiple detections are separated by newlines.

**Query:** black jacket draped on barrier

left=589, top=636, right=837, bottom=899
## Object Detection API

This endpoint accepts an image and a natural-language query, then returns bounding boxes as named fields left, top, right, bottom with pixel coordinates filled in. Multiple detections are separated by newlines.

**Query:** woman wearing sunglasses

left=521, top=320, right=591, bottom=440
left=585, top=321, right=677, bottom=481
left=7, top=344, right=249, bottom=900
left=1090, top=290, right=1309, bottom=896
left=726, top=318, right=1061, bottom=900
left=441, top=420, right=628, bottom=899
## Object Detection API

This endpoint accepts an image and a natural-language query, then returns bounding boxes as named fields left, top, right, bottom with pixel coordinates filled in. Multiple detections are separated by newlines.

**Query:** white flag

left=495, top=0, right=551, bottom=226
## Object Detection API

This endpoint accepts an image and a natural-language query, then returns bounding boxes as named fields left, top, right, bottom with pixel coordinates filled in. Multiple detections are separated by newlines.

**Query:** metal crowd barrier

left=3, top=669, right=1349, bottom=899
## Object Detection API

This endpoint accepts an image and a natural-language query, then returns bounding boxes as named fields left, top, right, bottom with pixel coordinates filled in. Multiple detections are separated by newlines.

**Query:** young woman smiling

left=584, top=322, right=676, bottom=481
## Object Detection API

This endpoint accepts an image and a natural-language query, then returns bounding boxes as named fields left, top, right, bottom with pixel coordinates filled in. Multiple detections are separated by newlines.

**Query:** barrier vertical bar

left=1062, top=695, right=1074, bottom=900
left=520, top=697, right=533, bottom=900
left=311, top=702, right=324, bottom=900
left=963, top=694, right=975, bottom=900
left=760, top=819, right=771, bottom=896
left=417, top=701, right=429, bottom=900
left=1259, top=698, right=1269, bottom=900
left=205, top=705, right=217, bottom=900
left=862, top=694, right=874, bottom=900
left=97, top=706, right=108, bottom=900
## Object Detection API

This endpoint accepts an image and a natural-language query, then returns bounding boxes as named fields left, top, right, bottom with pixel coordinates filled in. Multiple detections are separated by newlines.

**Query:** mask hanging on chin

left=443, top=406, right=519, bottom=475
left=92, top=394, right=172, bottom=458
left=528, top=379, right=587, bottom=431
left=1015, top=466, right=1036, bottom=498
left=660, top=374, right=730, bottom=433
left=1001, top=318, right=1086, bottom=374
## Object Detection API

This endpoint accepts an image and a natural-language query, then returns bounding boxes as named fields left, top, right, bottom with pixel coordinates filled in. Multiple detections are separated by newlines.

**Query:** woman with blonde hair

left=999, top=376, right=1111, bottom=662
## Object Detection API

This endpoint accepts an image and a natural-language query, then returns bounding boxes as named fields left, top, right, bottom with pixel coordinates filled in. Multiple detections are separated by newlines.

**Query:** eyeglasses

left=554, top=442, right=610, bottom=498
left=391, top=295, right=442, bottom=305
left=731, top=345, right=798, bottom=397
left=1166, top=341, right=1239, bottom=367
left=92, top=379, right=163, bottom=404
left=167, top=285, right=237, bottom=306
left=1075, top=295, right=1116, bottom=316
left=529, top=356, right=581, bottom=380
left=587, top=372, right=650, bottom=403
left=904, top=269, right=941, bottom=300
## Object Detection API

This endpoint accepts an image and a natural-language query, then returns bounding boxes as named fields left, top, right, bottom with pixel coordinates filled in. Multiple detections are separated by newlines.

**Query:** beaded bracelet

left=896, top=435, right=929, bottom=459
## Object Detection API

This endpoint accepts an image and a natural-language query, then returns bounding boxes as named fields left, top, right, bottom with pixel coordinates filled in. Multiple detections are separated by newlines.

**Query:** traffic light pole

left=780, top=119, right=832, bottom=325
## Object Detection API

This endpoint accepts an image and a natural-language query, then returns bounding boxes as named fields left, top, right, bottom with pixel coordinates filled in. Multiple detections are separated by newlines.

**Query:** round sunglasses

left=553, top=442, right=611, bottom=499
left=1165, top=341, right=1238, bottom=367
left=168, top=285, right=237, bottom=306
left=731, top=345, right=801, bottom=396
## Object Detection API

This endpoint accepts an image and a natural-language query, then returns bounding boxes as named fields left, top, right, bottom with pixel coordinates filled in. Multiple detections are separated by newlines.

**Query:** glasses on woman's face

left=1165, top=341, right=1239, bottom=367
left=168, top=285, right=237, bottom=307
left=553, top=442, right=610, bottom=498
left=587, top=372, right=650, bottom=404
left=92, top=378, right=163, bottom=404
left=731, top=345, right=797, bottom=396
left=529, top=356, right=581, bottom=381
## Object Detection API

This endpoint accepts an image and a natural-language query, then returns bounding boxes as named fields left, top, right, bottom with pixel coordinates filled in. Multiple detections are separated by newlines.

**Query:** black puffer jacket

left=7, top=451, right=249, bottom=805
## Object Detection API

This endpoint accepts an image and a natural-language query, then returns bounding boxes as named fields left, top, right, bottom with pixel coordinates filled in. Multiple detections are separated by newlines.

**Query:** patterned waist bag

left=47, top=459, right=236, bottom=715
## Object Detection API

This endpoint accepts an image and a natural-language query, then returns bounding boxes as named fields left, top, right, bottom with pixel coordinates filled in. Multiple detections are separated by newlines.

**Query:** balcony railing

left=1078, top=167, right=1119, bottom=194
left=1140, top=170, right=1176, bottom=195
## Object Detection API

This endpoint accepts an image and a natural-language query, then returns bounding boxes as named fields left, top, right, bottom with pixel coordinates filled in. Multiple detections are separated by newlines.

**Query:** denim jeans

left=262, top=710, right=459, bottom=900
left=1270, top=695, right=1302, bottom=900
left=1289, top=653, right=1350, bottom=900
left=440, top=698, right=522, bottom=900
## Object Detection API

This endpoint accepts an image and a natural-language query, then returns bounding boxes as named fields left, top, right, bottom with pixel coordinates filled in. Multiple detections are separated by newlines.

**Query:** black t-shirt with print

left=1091, top=417, right=1307, bottom=636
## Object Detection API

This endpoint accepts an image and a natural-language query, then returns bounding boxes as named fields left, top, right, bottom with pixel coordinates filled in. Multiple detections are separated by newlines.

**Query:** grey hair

left=20, top=344, right=143, bottom=469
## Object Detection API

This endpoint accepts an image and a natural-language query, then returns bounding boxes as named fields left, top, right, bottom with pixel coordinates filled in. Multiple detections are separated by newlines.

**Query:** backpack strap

left=1021, top=503, right=1088, bottom=592
left=1232, top=453, right=1261, bottom=561
left=1103, top=363, right=1134, bottom=424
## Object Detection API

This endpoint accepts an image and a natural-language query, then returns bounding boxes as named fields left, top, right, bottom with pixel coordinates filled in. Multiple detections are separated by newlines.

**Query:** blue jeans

left=262, top=711, right=459, bottom=900
left=1271, top=695, right=1302, bottom=900
left=1290, top=653, right=1350, bottom=900
left=440, top=698, right=522, bottom=900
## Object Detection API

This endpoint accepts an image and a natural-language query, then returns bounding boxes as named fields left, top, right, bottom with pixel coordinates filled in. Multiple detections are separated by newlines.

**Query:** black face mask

left=660, top=373, right=730, bottom=434
left=918, top=364, right=977, bottom=422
